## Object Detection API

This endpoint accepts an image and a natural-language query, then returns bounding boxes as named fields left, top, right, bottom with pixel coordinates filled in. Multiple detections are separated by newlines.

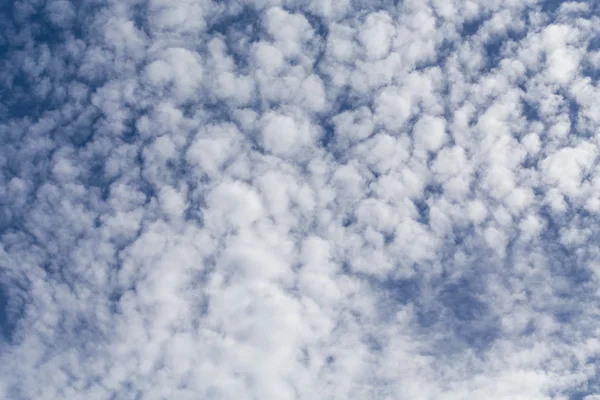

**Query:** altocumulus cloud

left=1, top=0, right=600, bottom=399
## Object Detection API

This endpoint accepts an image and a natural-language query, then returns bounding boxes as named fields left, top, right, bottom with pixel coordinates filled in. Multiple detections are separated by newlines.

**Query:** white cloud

left=359, top=11, right=395, bottom=60
left=145, top=47, right=204, bottom=103
left=205, top=180, right=265, bottom=232
left=3, top=0, right=600, bottom=399
left=413, top=114, right=448, bottom=153
left=375, top=86, right=415, bottom=130
left=541, top=142, right=597, bottom=198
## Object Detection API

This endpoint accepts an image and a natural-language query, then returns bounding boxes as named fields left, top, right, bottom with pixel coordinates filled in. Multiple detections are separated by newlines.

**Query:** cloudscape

left=2, top=0, right=600, bottom=399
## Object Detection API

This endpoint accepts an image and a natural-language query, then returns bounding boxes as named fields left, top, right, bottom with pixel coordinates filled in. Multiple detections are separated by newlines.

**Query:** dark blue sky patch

left=438, top=264, right=501, bottom=348
left=319, top=121, right=343, bottom=160
left=537, top=208, right=596, bottom=296
left=461, top=17, right=486, bottom=37
left=415, top=303, right=500, bottom=355
left=383, top=231, right=394, bottom=245
left=432, top=227, right=476, bottom=274
left=0, top=285, right=14, bottom=342
left=580, top=60, right=600, bottom=85
left=183, top=186, right=208, bottom=225
left=206, top=5, right=262, bottom=72
left=317, top=117, right=338, bottom=153
left=61, top=313, right=110, bottom=350
left=415, top=305, right=439, bottom=330
left=563, top=95, right=588, bottom=138
left=1, top=71, right=58, bottom=119
left=202, top=101, right=240, bottom=127
left=452, top=315, right=500, bottom=351
left=303, top=11, right=328, bottom=72
left=0, top=279, right=26, bottom=344
left=450, top=227, right=469, bottom=247
left=552, top=305, right=581, bottom=325
left=520, top=152, right=539, bottom=170
left=415, top=39, right=455, bottom=72
left=0, top=2, right=92, bottom=119
left=8, top=0, right=71, bottom=44
left=0, top=210, right=29, bottom=242
left=439, top=278, right=489, bottom=322
left=568, top=391, right=597, bottom=400
left=380, top=277, right=420, bottom=305
left=0, top=7, right=16, bottom=61
left=563, top=368, right=600, bottom=400
left=117, top=117, right=141, bottom=146
left=423, top=183, right=444, bottom=198
left=342, top=213, right=357, bottom=228
left=319, top=85, right=373, bottom=154
left=207, top=4, right=261, bottom=38
left=129, top=2, right=150, bottom=37
left=301, top=11, right=328, bottom=39
left=107, top=289, right=125, bottom=315
left=52, top=107, right=101, bottom=147
left=521, top=97, right=541, bottom=122
left=350, top=0, right=400, bottom=14
left=541, top=0, right=568, bottom=14
left=410, top=258, right=503, bottom=354
left=482, top=27, right=528, bottom=74
left=588, top=34, right=600, bottom=53
left=480, top=37, right=507, bottom=70
left=330, top=85, right=373, bottom=117
left=536, top=203, right=561, bottom=239
left=413, top=198, right=430, bottom=226
left=574, top=357, right=600, bottom=399
left=341, top=261, right=352, bottom=275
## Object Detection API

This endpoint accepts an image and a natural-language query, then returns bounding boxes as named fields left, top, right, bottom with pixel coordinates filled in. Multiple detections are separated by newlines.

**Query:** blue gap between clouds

left=0, top=285, right=13, bottom=342
left=414, top=183, right=444, bottom=226
left=461, top=10, right=530, bottom=73
left=375, top=229, right=501, bottom=354
left=380, top=277, right=420, bottom=307
left=521, top=96, right=541, bottom=122
left=537, top=205, right=595, bottom=328
left=462, top=17, right=486, bottom=37
left=563, top=359, right=600, bottom=400
left=319, top=87, right=372, bottom=160
left=538, top=205, right=594, bottom=289
left=541, top=0, right=569, bottom=13
left=0, top=276, right=27, bottom=343
left=0, top=1, right=89, bottom=119
left=206, top=5, right=262, bottom=72
left=415, top=250, right=501, bottom=354
left=582, top=34, right=600, bottom=85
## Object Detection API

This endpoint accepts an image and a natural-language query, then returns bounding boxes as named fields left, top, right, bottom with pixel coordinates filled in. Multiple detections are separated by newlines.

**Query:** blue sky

left=2, top=0, right=600, bottom=399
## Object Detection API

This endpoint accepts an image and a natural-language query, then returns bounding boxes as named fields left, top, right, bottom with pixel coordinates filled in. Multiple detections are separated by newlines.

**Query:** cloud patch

left=2, top=0, right=600, bottom=399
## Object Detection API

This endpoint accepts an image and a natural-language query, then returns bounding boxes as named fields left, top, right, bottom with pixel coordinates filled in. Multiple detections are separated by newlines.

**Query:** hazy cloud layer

left=2, top=0, right=600, bottom=399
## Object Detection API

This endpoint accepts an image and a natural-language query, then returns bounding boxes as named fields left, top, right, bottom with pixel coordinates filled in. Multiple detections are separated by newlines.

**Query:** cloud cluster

left=2, top=0, right=600, bottom=399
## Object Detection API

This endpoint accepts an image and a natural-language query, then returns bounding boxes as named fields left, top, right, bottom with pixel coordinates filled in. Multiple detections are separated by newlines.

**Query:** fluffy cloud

left=2, top=0, right=600, bottom=399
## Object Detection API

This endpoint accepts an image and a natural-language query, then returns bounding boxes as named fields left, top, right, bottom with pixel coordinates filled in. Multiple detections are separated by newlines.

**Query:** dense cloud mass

left=1, top=0, right=600, bottom=398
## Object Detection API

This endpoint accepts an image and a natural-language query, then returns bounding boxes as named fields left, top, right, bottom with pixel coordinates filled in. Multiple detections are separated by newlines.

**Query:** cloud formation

left=2, top=0, right=600, bottom=399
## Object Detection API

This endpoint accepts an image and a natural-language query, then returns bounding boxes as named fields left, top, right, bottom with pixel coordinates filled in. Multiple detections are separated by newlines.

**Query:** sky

left=1, top=0, right=600, bottom=399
